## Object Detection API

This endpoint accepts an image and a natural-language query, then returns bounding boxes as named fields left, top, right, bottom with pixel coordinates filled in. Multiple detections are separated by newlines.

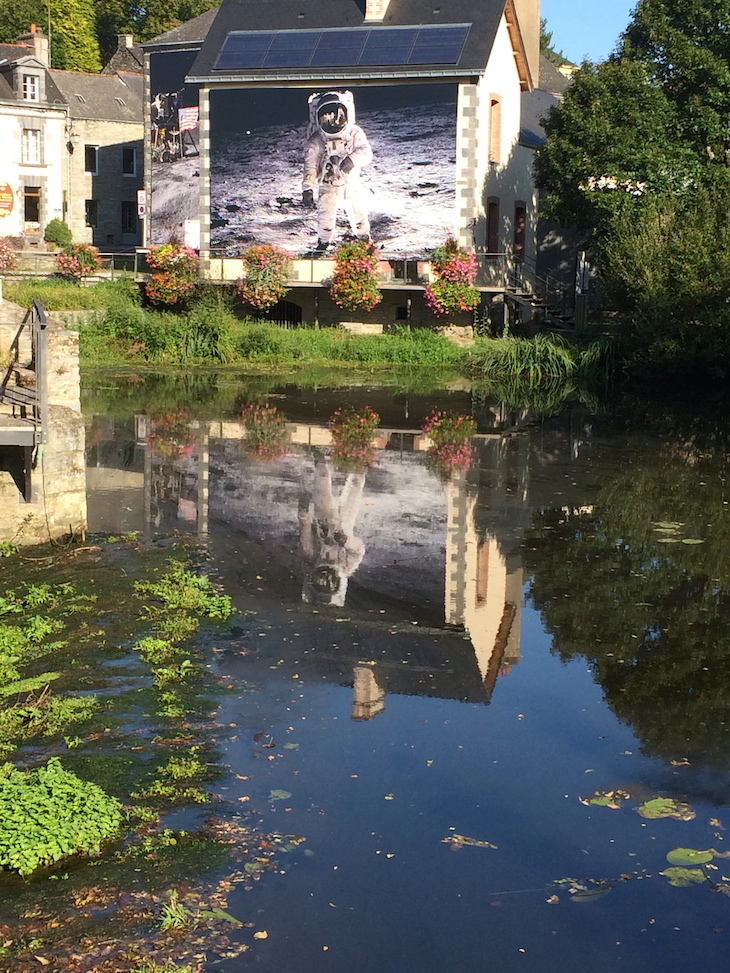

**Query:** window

left=513, top=202, right=526, bottom=262
left=22, top=74, right=39, bottom=102
left=486, top=196, right=500, bottom=254
left=24, top=187, right=41, bottom=225
left=488, top=94, right=501, bottom=165
left=22, top=129, right=42, bottom=165
left=85, top=199, right=98, bottom=227
left=122, top=146, right=136, bottom=176
left=121, top=200, right=135, bottom=234
left=84, top=145, right=98, bottom=174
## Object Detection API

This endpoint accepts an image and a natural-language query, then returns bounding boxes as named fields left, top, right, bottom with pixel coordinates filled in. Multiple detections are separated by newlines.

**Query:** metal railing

left=9, top=250, right=148, bottom=281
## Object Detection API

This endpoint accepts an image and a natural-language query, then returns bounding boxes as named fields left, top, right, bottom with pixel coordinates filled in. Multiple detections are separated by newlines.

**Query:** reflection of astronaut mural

left=299, top=450, right=366, bottom=606
left=302, top=91, right=372, bottom=253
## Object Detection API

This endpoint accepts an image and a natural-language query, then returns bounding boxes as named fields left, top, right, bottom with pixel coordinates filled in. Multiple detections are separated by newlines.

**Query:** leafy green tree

left=540, top=17, right=569, bottom=67
left=0, top=0, right=100, bottom=70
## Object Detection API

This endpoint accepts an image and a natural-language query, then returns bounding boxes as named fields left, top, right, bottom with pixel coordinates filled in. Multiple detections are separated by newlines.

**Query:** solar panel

left=214, top=24, right=470, bottom=71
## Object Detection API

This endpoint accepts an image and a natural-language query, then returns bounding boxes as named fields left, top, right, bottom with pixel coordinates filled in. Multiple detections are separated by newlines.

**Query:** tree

left=0, top=0, right=100, bottom=71
left=540, top=17, right=569, bottom=67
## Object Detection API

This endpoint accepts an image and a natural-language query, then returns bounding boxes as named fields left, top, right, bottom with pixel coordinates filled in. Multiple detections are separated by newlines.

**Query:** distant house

left=144, top=0, right=543, bottom=326
left=0, top=26, right=143, bottom=250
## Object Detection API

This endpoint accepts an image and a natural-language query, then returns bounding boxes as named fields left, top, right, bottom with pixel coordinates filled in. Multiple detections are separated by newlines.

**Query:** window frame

left=121, top=146, right=136, bottom=177
left=21, top=128, right=42, bottom=165
left=85, top=198, right=99, bottom=227
left=22, top=73, right=39, bottom=102
left=121, top=199, right=136, bottom=234
left=84, top=145, right=98, bottom=175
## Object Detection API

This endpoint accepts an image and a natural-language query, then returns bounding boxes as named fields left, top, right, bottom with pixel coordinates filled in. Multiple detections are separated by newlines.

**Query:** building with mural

left=143, top=0, right=542, bottom=326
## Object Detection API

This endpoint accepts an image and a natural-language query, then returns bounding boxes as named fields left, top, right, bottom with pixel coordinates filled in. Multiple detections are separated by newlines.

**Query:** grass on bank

left=5, top=278, right=615, bottom=386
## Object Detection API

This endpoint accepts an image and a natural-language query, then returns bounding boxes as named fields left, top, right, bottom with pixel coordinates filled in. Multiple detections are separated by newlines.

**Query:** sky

left=540, top=0, right=638, bottom=64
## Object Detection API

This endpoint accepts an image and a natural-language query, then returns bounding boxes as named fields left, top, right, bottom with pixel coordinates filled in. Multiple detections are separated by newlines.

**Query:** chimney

left=117, top=34, right=135, bottom=50
left=17, top=24, right=49, bottom=66
left=363, top=0, right=392, bottom=21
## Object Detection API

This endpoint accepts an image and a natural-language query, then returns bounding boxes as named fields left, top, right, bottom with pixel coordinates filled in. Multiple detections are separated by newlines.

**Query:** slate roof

left=164, top=0, right=508, bottom=82
left=144, top=6, right=222, bottom=49
left=102, top=45, right=144, bottom=75
left=49, top=70, right=143, bottom=123
left=518, top=56, right=572, bottom=149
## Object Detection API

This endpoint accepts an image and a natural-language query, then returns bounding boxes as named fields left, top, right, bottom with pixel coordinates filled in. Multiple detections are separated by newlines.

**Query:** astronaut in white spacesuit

left=302, top=90, right=373, bottom=253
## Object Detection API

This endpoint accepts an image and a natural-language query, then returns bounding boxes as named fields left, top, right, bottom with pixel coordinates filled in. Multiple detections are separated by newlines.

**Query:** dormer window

left=22, top=74, right=39, bottom=102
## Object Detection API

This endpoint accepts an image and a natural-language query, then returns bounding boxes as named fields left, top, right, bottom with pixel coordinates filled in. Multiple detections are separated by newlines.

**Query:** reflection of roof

left=162, top=0, right=507, bottom=82
left=49, top=71, right=143, bottom=122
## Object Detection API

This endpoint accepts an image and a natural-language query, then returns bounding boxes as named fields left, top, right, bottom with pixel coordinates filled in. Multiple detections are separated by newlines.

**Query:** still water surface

left=84, top=377, right=730, bottom=972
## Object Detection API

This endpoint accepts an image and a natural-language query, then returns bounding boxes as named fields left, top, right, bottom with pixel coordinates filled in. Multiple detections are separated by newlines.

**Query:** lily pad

left=636, top=798, right=695, bottom=821
left=443, top=834, right=497, bottom=849
left=653, top=521, right=684, bottom=530
left=569, top=881, right=611, bottom=902
left=666, top=848, right=714, bottom=867
left=660, top=867, right=707, bottom=887
left=269, top=789, right=292, bottom=802
left=656, top=537, right=682, bottom=544
left=681, top=538, right=705, bottom=545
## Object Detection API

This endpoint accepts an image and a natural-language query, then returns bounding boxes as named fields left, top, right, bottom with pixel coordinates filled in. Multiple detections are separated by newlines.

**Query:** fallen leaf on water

left=443, top=834, right=497, bottom=850
left=670, top=758, right=691, bottom=767
left=254, top=930, right=268, bottom=939
left=384, top=793, right=394, bottom=800
left=34, top=958, right=51, bottom=967
left=546, top=895, right=559, bottom=905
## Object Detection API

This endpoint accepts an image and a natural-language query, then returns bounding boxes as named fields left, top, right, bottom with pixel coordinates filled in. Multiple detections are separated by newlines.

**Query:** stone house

left=0, top=26, right=144, bottom=250
left=143, top=0, right=543, bottom=327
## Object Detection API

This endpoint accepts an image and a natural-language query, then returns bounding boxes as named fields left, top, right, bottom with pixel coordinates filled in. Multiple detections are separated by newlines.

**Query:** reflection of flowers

left=147, top=411, right=195, bottom=458
left=424, top=238, right=480, bottom=316
left=330, top=406, right=380, bottom=472
left=237, top=244, right=293, bottom=311
left=241, top=402, right=290, bottom=461
left=329, top=242, right=382, bottom=312
left=422, top=410, right=476, bottom=477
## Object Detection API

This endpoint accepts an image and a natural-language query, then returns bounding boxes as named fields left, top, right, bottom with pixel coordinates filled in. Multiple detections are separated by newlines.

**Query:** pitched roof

left=48, top=70, right=143, bottom=122
left=144, top=6, right=221, bottom=48
left=102, top=45, right=144, bottom=75
left=150, top=0, right=508, bottom=82
left=538, top=54, right=570, bottom=96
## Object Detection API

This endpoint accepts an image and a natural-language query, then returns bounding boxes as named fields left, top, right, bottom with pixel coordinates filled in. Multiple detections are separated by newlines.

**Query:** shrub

left=424, top=239, right=480, bottom=315
left=145, top=244, right=199, bottom=306
left=237, top=244, right=293, bottom=311
left=0, top=239, right=18, bottom=273
left=44, top=218, right=72, bottom=248
left=329, top=241, right=382, bottom=312
left=0, top=757, right=122, bottom=875
left=56, top=243, right=101, bottom=280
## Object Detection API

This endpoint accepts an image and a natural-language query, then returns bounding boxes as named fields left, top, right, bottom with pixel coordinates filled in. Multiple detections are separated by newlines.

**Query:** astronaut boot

left=311, top=239, right=332, bottom=258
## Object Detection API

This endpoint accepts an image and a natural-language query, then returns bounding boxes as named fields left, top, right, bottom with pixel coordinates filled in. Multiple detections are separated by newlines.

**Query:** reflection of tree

left=524, top=442, right=730, bottom=768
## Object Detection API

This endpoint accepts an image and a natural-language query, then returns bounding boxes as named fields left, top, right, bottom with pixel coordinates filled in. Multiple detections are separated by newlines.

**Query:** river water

left=82, top=376, right=730, bottom=973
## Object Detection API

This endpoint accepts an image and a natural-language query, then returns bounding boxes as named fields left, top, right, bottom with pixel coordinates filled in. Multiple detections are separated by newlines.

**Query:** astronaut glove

left=340, top=155, right=355, bottom=174
left=302, top=189, right=315, bottom=208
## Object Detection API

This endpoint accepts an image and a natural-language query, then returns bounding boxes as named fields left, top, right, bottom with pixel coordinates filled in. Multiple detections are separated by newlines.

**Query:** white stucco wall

left=0, top=105, right=67, bottom=241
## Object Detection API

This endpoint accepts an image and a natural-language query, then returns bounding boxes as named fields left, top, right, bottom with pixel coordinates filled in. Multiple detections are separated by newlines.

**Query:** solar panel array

left=214, top=24, right=471, bottom=71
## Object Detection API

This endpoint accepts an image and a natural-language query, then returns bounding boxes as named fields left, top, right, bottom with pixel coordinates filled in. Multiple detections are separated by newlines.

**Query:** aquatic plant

left=329, top=405, right=380, bottom=471
left=329, top=241, right=382, bottom=312
left=424, top=239, right=480, bottom=316
left=135, top=559, right=232, bottom=621
left=241, top=402, right=290, bottom=461
left=421, top=410, right=476, bottom=477
left=237, top=243, right=293, bottom=311
left=0, top=758, right=122, bottom=875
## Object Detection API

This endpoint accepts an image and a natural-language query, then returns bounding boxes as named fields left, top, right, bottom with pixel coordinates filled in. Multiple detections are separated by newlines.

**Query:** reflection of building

left=143, top=0, right=544, bottom=326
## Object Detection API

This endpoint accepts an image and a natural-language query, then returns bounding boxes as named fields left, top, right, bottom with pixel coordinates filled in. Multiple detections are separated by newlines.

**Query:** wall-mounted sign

left=0, top=183, right=14, bottom=217
left=137, top=189, right=146, bottom=217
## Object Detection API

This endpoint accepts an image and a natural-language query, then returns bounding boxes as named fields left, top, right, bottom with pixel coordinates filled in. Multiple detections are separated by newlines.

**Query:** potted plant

left=56, top=243, right=101, bottom=281
left=43, top=219, right=72, bottom=251
left=145, top=243, right=199, bottom=306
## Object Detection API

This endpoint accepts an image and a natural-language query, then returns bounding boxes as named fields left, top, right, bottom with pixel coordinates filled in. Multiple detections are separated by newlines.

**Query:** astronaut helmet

left=308, top=90, right=356, bottom=140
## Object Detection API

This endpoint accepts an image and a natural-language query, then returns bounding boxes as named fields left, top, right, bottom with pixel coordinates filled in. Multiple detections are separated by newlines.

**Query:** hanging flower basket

left=237, top=244, right=293, bottom=312
left=424, top=239, right=480, bottom=316
left=56, top=244, right=101, bottom=281
left=329, top=242, right=382, bottom=313
left=145, top=244, right=199, bottom=306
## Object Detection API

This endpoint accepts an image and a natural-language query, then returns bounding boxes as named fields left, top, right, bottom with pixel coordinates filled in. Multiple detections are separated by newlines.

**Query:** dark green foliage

left=540, top=17, right=569, bottom=67
left=0, top=758, right=122, bottom=875
left=43, top=219, right=72, bottom=248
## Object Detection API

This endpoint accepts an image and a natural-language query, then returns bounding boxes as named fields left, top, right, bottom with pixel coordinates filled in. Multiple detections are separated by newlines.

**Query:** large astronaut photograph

left=209, top=83, right=458, bottom=258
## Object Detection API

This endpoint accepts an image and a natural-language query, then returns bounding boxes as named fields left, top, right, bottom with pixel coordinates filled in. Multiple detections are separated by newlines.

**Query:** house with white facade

left=144, top=0, right=541, bottom=326
left=0, top=26, right=144, bottom=250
